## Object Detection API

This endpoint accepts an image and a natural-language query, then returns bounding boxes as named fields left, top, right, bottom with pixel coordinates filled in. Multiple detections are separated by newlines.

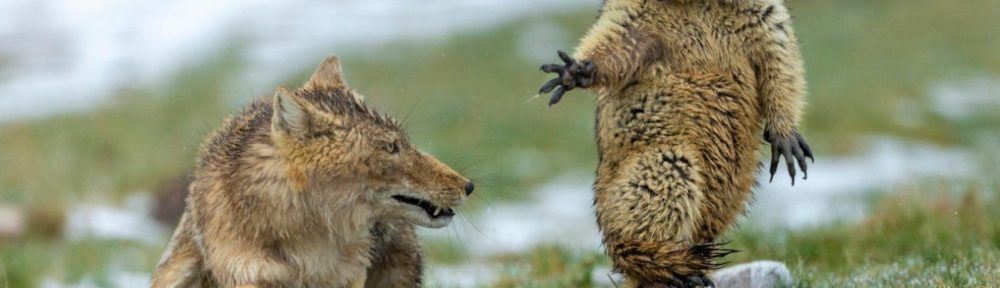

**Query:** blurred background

left=0, top=0, right=998, bottom=286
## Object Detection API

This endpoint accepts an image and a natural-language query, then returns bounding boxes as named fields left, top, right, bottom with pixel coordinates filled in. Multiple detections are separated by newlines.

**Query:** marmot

left=538, top=0, right=813, bottom=286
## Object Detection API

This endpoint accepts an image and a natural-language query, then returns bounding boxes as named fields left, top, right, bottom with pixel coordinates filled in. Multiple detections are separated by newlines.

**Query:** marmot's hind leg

left=596, top=147, right=734, bottom=287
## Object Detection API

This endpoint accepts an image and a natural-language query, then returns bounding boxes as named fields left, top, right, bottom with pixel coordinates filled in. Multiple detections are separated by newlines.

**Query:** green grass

left=489, top=246, right=606, bottom=288
left=0, top=0, right=998, bottom=286
left=1, top=239, right=164, bottom=287
left=788, top=0, right=1000, bottom=152
left=729, top=184, right=1000, bottom=287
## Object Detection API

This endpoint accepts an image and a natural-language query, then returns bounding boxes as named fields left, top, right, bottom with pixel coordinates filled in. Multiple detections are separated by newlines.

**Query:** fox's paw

left=765, top=128, right=814, bottom=185
left=538, top=50, right=596, bottom=106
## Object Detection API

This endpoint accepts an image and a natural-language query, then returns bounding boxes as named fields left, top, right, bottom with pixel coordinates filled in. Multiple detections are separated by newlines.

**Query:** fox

left=150, top=55, right=475, bottom=287
left=537, top=0, right=813, bottom=286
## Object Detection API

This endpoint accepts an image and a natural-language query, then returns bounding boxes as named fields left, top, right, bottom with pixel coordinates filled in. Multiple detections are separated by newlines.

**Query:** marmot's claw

left=538, top=50, right=596, bottom=106
left=767, top=130, right=813, bottom=185
left=797, top=132, right=815, bottom=162
left=549, top=86, right=567, bottom=107
left=539, top=78, right=561, bottom=94
left=540, top=64, right=563, bottom=73
left=558, top=50, right=575, bottom=65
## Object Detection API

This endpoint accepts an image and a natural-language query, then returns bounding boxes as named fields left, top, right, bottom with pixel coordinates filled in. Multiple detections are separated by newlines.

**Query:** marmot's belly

left=596, top=74, right=761, bottom=195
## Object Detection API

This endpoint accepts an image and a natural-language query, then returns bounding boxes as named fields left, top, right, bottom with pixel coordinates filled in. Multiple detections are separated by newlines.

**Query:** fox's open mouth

left=391, top=195, right=455, bottom=218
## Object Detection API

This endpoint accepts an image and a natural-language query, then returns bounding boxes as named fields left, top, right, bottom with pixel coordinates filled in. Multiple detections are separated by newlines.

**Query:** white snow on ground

left=750, top=137, right=974, bottom=228
left=425, top=263, right=503, bottom=288
left=420, top=174, right=601, bottom=257
left=928, top=76, right=1000, bottom=121
left=41, top=270, right=149, bottom=288
left=421, top=174, right=603, bottom=287
left=63, top=193, right=165, bottom=245
left=46, top=193, right=162, bottom=287
left=0, top=0, right=597, bottom=122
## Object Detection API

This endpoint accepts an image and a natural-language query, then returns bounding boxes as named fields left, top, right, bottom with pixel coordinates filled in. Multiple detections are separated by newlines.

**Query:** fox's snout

left=464, top=181, right=475, bottom=196
left=419, top=153, right=473, bottom=201
left=380, top=152, right=472, bottom=228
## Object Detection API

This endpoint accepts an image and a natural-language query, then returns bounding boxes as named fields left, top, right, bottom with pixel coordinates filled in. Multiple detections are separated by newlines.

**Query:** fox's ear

left=272, top=85, right=311, bottom=138
left=304, top=55, right=346, bottom=90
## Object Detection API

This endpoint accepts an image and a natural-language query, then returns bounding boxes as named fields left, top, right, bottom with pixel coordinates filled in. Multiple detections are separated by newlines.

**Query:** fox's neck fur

left=188, top=106, right=377, bottom=286
left=231, top=115, right=378, bottom=254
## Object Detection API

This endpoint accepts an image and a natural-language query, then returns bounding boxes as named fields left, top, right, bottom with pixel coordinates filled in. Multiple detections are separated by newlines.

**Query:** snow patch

left=751, top=137, right=974, bottom=228
left=420, top=174, right=600, bottom=257
left=928, top=76, right=1000, bottom=120
left=64, top=193, right=165, bottom=245
left=41, top=270, right=149, bottom=288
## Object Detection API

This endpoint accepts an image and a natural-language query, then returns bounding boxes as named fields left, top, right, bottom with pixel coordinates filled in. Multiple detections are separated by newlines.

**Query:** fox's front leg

left=539, top=5, right=660, bottom=106
left=349, top=273, right=368, bottom=288
left=752, top=5, right=814, bottom=185
left=365, top=223, right=423, bottom=287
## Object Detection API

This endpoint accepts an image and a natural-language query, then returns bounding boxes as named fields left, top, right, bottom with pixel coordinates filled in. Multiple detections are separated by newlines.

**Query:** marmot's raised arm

left=538, top=2, right=663, bottom=105
left=573, top=3, right=664, bottom=92
left=749, top=2, right=813, bottom=184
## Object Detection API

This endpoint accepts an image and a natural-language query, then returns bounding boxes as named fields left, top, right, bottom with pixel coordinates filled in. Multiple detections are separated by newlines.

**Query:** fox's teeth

left=433, top=208, right=441, bottom=216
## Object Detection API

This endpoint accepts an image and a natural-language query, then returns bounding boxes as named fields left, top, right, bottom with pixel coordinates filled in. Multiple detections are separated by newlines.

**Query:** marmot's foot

left=539, top=50, right=596, bottom=106
left=765, top=129, right=814, bottom=185
left=644, top=275, right=714, bottom=288
left=682, top=275, right=715, bottom=288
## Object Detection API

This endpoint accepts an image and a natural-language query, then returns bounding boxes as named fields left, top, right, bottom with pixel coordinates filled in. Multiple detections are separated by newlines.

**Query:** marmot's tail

left=610, top=241, right=737, bottom=283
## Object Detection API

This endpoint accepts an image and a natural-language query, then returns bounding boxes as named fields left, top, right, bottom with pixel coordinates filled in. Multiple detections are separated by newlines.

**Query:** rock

left=0, top=204, right=25, bottom=238
left=712, top=260, right=793, bottom=288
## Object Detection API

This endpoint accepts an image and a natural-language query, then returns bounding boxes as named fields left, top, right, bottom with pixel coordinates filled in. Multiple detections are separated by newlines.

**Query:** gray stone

left=711, top=260, right=793, bottom=288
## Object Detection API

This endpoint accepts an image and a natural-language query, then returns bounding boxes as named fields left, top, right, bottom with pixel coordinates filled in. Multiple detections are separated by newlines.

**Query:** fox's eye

left=385, top=142, right=400, bottom=154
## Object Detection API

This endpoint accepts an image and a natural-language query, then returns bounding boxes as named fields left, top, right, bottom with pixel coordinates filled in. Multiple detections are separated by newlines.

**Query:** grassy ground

left=735, top=185, right=1000, bottom=287
left=482, top=182, right=1000, bottom=287
left=1, top=0, right=998, bottom=286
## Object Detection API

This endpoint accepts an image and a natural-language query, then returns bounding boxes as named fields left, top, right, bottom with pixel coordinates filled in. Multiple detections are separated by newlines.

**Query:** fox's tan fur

left=542, top=0, right=811, bottom=286
left=151, top=56, right=472, bottom=287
